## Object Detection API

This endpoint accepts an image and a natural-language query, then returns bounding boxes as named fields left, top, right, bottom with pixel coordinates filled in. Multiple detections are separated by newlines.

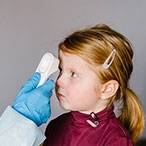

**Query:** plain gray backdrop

left=0, top=0, right=146, bottom=143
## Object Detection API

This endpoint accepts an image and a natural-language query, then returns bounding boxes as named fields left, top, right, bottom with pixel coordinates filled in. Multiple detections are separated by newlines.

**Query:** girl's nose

left=56, top=74, right=64, bottom=89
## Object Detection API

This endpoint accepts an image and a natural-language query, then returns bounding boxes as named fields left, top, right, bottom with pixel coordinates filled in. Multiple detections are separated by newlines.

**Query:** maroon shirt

left=43, top=106, right=133, bottom=146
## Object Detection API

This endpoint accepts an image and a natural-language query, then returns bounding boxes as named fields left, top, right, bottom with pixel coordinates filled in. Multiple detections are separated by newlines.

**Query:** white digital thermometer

left=35, top=53, right=59, bottom=87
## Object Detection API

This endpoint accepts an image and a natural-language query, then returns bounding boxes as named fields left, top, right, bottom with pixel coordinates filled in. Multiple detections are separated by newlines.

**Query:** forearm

left=0, top=106, right=45, bottom=146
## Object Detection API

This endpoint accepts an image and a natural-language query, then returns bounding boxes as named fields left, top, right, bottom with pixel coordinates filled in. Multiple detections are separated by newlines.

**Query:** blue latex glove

left=12, top=72, right=55, bottom=126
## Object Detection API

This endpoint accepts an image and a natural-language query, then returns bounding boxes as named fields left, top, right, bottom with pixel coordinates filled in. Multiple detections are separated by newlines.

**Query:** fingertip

left=34, top=72, right=41, bottom=78
left=31, top=72, right=41, bottom=81
left=29, top=72, right=41, bottom=88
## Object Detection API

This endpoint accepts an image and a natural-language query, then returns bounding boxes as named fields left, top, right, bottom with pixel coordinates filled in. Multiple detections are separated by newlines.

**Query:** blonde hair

left=58, top=24, right=144, bottom=143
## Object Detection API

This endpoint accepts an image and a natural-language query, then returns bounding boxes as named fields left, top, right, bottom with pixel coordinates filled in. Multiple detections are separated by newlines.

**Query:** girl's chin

left=59, top=102, right=71, bottom=111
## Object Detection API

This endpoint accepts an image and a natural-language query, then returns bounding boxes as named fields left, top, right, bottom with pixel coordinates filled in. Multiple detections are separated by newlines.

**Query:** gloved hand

left=12, top=72, right=55, bottom=126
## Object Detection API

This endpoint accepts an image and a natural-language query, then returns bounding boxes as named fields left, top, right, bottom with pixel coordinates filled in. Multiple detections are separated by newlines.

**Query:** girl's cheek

left=66, top=79, right=79, bottom=96
left=67, top=85, right=78, bottom=97
left=66, top=84, right=74, bottom=96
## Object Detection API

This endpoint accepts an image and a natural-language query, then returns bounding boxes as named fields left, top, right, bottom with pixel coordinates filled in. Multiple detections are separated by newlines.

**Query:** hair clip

left=102, top=49, right=116, bottom=69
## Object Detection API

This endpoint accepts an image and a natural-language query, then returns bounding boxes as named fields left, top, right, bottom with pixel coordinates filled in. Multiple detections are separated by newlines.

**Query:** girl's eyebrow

left=68, top=66, right=78, bottom=72
left=68, top=67, right=83, bottom=76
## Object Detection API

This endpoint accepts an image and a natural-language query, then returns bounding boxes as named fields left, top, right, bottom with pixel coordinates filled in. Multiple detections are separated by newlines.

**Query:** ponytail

left=118, top=88, right=144, bottom=143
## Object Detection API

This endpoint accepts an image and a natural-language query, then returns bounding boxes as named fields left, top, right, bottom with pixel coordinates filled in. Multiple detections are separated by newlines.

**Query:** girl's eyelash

left=58, top=67, right=78, bottom=77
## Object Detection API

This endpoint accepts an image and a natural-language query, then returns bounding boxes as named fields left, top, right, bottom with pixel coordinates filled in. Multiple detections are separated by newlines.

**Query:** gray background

left=0, top=0, right=146, bottom=144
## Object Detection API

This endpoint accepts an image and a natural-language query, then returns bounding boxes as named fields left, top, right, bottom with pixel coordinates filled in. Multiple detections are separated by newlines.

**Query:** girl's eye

left=71, top=72, right=77, bottom=78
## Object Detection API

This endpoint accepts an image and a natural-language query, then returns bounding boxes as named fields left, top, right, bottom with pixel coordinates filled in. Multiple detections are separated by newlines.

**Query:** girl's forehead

left=59, top=50, right=100, bottom=77
left=59, top=50, right=88, bottom=68
left=59, top=50, right=99, bottom=71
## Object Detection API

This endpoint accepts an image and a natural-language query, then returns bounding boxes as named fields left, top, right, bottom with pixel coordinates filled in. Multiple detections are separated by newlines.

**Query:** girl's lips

left=57, top=93, right=65, bottom=98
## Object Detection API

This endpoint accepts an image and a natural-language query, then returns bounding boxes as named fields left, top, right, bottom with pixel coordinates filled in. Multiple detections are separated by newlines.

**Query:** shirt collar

left=71, top=106, right=115, bottom=128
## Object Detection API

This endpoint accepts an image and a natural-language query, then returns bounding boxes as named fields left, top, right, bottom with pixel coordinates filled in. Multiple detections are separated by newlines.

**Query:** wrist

left=12, top=104, right=42, bottom=126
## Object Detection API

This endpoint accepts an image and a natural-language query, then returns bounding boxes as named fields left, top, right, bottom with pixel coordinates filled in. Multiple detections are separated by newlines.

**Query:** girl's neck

left=78, top=104, right=107, bottom=114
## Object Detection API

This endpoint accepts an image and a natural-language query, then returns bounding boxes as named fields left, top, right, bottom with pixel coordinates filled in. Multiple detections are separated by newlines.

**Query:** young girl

left=43, top=24, right=144, bottom=146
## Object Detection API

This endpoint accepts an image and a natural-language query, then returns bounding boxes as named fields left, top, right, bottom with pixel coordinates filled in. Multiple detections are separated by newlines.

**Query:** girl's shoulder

left=103, top=117, right=133, bottom=145
left=109, top=117, right=130, bottom=137
left=44, top=112, right=71, bottom=139
left=45, top=112, right=71, bottom=130
left=51, top=112, right=71, bottom=123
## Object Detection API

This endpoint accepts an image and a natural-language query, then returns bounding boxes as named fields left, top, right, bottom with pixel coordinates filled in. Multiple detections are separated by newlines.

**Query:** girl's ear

left=100, top=80, right=119, bottom=100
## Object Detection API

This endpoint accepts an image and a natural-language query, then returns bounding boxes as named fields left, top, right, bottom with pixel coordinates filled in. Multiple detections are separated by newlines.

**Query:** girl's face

left=56, top=50, right=104, bottom=114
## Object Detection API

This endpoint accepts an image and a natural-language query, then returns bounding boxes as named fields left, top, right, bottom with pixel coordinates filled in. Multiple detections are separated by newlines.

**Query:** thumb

left=17, top=72, right=41, bottom=96
left=37, top=78, right=55, bottom=96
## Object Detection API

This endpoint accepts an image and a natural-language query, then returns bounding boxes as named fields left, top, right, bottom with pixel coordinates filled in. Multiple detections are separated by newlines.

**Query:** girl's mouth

left=57, top=93, right=65, bottom=98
